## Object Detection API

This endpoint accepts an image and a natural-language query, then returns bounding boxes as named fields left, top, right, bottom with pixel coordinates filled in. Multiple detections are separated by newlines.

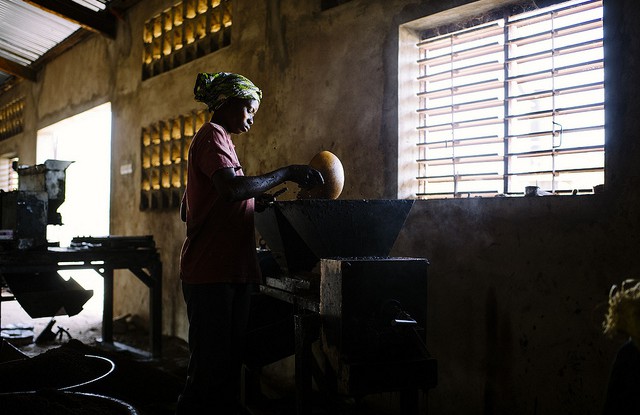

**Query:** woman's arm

left=213, top=165, right=323, bottom=202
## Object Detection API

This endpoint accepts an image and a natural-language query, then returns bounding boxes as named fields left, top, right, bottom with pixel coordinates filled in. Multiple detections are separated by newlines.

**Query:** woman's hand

left=287, top=165, right=324, bottom=189
left=255, top=188, right=288, bottom=212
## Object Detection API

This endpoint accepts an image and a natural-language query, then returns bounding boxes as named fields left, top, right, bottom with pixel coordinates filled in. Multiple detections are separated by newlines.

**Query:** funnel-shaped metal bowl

left=17, top=159, right=74, bottom=225
left=256, top=200, right=414, bottom=272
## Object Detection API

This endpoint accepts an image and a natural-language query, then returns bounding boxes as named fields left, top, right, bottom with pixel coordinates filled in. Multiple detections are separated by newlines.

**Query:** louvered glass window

left=416, top=0, right=603, bottom=198
left=0, top=156, right=18, bottom=191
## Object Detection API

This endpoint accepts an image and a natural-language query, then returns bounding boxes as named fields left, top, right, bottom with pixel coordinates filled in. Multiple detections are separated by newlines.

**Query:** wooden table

left=0, top=236, right=163, bottom=358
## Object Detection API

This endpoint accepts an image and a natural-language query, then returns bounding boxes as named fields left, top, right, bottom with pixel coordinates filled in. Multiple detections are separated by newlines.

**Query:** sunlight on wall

left=36, top=102, right=112, bottom=314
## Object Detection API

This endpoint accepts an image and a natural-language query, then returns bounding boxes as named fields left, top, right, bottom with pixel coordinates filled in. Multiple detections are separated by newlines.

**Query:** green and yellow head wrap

left=194, top=72, right=262, bottom=112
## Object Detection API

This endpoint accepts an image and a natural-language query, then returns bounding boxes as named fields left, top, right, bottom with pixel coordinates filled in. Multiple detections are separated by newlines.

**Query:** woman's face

left=217, top=98, right=260, bottom=134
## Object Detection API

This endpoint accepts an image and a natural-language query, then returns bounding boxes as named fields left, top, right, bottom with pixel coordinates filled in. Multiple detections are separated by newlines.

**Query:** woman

left=177, top=72, right=322, bottom=414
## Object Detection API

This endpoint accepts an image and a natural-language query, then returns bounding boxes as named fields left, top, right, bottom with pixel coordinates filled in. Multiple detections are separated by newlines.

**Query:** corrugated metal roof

left=0, top=0, right=123, bottom=88
left=0, top=0, right=80, bottom=66
left=70, top=0, right=109, bottom=12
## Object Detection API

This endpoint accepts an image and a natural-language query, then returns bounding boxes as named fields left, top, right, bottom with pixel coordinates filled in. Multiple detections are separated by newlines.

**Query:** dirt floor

left=0, top=297, right=316, bottom=415
left=0, top=291, right=407, bottom=415
left=0, top=297, right=190, bottom=415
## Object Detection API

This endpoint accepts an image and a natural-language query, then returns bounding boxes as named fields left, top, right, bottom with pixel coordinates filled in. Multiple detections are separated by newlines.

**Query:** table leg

left=149, top=261, right=162, bottom=358
left=102, top=267, right=114, bottom=345
left=295, top=313, right=320, bottom=415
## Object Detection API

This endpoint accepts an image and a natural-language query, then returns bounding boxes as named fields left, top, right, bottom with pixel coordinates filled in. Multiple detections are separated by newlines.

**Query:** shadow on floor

left=1, top=330, right=188, bottom=415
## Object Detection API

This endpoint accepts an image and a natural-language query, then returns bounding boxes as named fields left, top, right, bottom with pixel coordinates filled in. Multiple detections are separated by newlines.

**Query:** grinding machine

left=0, top=160, right=93, bottom=319
left=0, top=160, right=73, bottom=250
left=253, top=199, right=437, bottom=411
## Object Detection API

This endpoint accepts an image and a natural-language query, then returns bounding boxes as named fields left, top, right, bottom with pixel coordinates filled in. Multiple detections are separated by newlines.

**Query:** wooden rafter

left=0, top=56, right=36, bottom=82
left=33, top=30, right=93, bottom=70
left=23, top=0, right=117, bottom=39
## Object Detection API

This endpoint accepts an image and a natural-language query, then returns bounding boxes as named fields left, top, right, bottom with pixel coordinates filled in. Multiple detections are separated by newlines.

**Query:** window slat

left=506, top=102, right=603, bottom=120
left=418, top=22, right=502, bottom=48
left=418, top=78, right=502, bottom=99
left=418, top=41, right=503, bottom=67
left=419, top=60, right=503, bottom=82
left=419, top=153, right=502, bottom=165
left=507, top=18, right=602, bottom=48
left=506, top=59, right=603, bottom=83
left=506, top=38, right=603, bottom=65
left=509, top=144, right=603, bottom=158
left=417, top=116, right=502, bottom=132
left=417, top=172, right=502, bottom=182
left=418, top=97, right=501, bottom=116
left=507, top=124, right=603, bottom=140
left=418, top=135, right=502, bottom=148
left=416, top=190, right=498, bottom=197
left=506, top=166, right=602, bottom=176
left=508, top=81, right=602, bottom=101
left=508, top=0, right=602, bottom=28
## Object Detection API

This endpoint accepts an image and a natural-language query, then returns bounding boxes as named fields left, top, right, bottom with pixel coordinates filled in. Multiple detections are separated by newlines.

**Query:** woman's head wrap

left=194, top=72, right=262, bottom=112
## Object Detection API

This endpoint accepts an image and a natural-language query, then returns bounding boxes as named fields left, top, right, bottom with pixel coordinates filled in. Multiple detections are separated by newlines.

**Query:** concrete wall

left=0, top=0, right=638, bottom=413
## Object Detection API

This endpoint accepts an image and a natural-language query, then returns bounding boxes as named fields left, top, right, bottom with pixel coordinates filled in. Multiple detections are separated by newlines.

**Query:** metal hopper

left=255, top=199, right=415, bottom=273
left=17, top=159, right=74, bottom=226
left=253, top=199, right=436, bottom=400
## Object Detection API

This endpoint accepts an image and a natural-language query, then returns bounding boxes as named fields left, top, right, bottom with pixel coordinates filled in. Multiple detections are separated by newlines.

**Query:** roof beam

left=33, top=30, right=92, bottom=69
left=0, top=56, right=36, bottom=82
left=23, top=0, right=117, bottom=39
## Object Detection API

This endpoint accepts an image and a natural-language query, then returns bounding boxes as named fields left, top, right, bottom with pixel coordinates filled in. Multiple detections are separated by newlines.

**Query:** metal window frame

left=415, top=0, right=604, bottom=199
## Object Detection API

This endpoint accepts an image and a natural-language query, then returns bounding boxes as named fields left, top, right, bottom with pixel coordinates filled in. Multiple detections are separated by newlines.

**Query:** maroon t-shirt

left=180, top=122, right=261, bottom=284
